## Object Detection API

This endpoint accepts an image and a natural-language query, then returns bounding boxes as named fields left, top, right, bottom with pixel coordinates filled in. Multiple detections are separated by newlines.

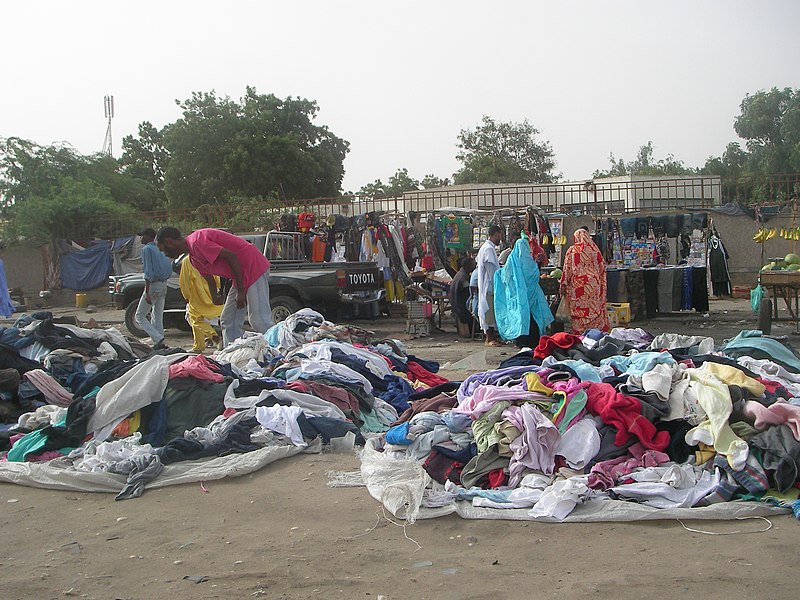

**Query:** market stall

left=584, top=212, right=720, bottom=320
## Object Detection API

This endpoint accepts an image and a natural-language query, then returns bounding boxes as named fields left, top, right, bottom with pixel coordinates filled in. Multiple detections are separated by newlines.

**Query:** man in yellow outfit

left=178, top=256, right=222, bottom=352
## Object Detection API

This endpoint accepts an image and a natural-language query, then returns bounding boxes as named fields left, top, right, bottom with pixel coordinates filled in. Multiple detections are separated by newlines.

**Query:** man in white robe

left=477, top=225, right=503, bottom=346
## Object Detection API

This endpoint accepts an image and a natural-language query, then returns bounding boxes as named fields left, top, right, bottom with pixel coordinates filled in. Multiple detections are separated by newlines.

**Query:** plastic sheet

left=359, top=438, right=791, bottom=523
left=0, top=443, right=304, bottom=493
left=60, top=241, right=112, bottom=291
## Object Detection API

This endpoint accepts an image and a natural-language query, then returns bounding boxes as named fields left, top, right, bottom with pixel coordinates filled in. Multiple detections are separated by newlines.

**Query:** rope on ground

left=676, top=516, right=773, bottom=535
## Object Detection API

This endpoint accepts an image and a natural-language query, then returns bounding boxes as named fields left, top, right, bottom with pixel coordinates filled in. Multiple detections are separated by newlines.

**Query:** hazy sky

left=3, top=1, right=799, bottom=193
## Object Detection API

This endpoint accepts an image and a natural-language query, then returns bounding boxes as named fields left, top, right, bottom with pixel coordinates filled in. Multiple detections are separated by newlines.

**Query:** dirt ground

left=1, top=299, right=799, bottom=600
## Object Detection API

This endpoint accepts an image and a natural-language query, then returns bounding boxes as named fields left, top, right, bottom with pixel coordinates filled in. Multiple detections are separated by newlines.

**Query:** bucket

left=75, top=293, right=88, bottom=309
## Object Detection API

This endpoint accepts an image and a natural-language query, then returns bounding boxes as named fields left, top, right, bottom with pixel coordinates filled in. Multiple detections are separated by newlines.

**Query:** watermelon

left=789, top=264, right=800, bottom=271
left=786, top=253, right=800, bottom=265
left=550, top=268, right=562, bottom=279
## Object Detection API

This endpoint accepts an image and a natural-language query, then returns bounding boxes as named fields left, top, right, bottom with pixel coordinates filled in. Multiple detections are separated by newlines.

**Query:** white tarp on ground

left=358, top=439, right=791, bottom=523
left=0, top=444, right=305, bottom=493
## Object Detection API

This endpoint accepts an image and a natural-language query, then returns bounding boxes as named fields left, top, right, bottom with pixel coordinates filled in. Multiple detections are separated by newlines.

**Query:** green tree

left=12, top=176, right=137, bottom=241
left=0, top=137, right=160, bottom=217
left=358, top=168, right=421, bottom=198
left=453, top=116, right=558, bottom=184
left=594, top=141, right=697, bottom=178
left=420, top=174, right=448, bottom=188
left=120, top=121, right=169, bottom=200
left=733, top=87, right=800, bottom=174
left=162, top=87, right=350, bottom=208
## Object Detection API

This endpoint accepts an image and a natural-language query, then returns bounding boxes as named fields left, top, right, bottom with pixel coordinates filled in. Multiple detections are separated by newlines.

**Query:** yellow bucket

left=75, top=293, right=88, bottom=309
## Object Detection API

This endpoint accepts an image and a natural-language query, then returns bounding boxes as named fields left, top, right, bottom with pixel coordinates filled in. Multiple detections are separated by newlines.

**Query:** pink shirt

left=186, top=229, right=270, bottom=290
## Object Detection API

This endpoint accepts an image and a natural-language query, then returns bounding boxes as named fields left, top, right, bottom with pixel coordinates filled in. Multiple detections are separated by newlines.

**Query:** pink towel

left=743, top=401, right=800, bottom=441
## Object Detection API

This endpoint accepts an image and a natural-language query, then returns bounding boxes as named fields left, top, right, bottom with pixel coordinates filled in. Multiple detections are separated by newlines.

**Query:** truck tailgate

left=340, top=265, right=381, bottom=291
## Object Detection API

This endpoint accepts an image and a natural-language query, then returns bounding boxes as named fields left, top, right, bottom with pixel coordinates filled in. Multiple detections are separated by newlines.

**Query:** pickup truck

left=109, top=231, right=385, bottom=338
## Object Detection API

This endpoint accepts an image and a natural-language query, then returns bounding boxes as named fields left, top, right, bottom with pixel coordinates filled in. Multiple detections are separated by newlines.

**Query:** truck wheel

left=758, top=298, right=772, bottom=334
left=124, top=301, right=147, bottom=338
left=270, top=296, right=301, bottom=324
left=165, top=313, right=192, bottom=332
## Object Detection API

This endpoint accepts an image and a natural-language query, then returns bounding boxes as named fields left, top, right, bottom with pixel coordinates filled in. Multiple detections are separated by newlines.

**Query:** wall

left=712, top=212, right=800, bottom=287
left=0, top=244, right=46, bottom=298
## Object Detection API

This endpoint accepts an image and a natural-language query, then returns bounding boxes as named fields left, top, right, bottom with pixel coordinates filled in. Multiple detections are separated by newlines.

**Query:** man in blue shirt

left=136, top=228, right=174, bottom=349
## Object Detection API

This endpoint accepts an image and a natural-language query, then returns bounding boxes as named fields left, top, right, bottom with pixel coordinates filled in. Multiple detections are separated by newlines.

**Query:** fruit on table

left=550, top=268, right=562, bottom=279
left=789, top=264, right=800, bottom=271
left=785, top=253, right=800, bottom=265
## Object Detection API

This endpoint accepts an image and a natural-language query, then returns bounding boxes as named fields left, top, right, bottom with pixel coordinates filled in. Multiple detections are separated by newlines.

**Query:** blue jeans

left=135, top=280, right=167, bottom=344
left=220, top=271, right=273, bottom=347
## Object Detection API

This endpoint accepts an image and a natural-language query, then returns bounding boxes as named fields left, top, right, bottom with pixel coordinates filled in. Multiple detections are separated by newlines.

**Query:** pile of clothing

left=0, top=310, right=446, bottom=500
left=364, top=327, right=800, bottom=522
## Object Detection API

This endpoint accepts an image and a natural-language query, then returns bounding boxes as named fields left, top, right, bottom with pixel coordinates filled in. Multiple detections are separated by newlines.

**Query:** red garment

left=405, top=361, right=449, bottom=387
left=487, top=468, right=507, bottom=489
left=168, top=354, right=225, bottom=383
left=533, top=332, right=583, bottom=359
left=421, top=255, right=434, bottom=270
left=585, top=382, right=669, bottom=451
left=303, top=381, right=362, bottom=417
left=758, top=377, right=789, bottom=397
left=561, top=229, right=610, bottom=334
left=187, top=228, right=270, bottom=290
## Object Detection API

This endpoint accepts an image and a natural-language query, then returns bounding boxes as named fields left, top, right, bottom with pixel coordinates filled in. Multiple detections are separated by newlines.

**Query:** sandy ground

left=1, top=299, right=799, bottom=599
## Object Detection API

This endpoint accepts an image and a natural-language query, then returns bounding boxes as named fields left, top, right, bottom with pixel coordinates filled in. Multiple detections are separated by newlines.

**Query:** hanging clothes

left=708, top=230, right=731, bottom=296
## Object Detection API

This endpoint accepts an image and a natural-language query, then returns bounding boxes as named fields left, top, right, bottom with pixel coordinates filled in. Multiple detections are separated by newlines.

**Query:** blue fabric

left=723, top=330, right=800, bottom=374
left=141, top=242, right=173, bottom=282
left=493, top=237, right=554, bottom=341
left=601, top=351, right=676, bottom=375
left=385, top=422, right=412, bottom=445
left=60, top=241, right=112, bottom=291
left=0, top=259, right=15, bottom=317
left=549, top=359, right=603, bottom=383
left=0, top=326, right=34, bottom=349
left=378, top=375, right=414, bottom=414
left=406, top=355, right=440, bottom=373
left=265, top=324, right=281, bottom=348
left=681, top=267, right=693, bottom=311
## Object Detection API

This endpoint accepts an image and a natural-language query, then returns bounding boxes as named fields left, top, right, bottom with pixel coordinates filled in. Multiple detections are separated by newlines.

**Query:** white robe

left=476, top=239, right=500, bottom=332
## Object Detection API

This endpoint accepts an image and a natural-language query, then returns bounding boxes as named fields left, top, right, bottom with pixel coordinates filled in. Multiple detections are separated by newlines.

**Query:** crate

left=406, top=301, right=433, bottom=319
left=606, top=302, right=631, bottom=324
left=406, top=318, right=431, bottom=336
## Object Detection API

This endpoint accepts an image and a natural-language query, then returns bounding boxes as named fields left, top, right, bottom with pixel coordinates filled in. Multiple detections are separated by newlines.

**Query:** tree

left=420, top=174, right=448, bottom=188
left=0, top=137, right=160, bottom=219
left=358, top=168, right=421, bottom=198
left=702, top=142, right=748, bottom=179
left=594, top=141, right=697, bottom=178
left=12, top=176, right=137, bottom=241
left=120, top=121, right=169, bottom=201
left=453, top=116, right=558, bottom=184
left=733, top=87, right=800, bottom=174
left=162, top=87, right=350, bottom=208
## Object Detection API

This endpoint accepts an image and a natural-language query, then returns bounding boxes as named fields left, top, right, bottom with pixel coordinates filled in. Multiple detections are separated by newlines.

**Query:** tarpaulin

left=59, top=241, right=112, bottom=291
left=111, top=235, right=143, bottom=276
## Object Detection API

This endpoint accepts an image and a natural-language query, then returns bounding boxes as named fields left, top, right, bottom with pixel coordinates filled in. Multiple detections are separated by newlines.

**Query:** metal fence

left=70, top=173, right=800, bottom=239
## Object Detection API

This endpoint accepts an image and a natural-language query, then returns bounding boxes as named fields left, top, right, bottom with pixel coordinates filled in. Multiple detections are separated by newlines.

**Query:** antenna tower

left=102, top=95, right=114, bottom=156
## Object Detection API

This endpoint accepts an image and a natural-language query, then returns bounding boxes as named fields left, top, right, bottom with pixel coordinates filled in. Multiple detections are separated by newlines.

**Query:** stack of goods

left=359, top=327, right=800, bottom=522
left=0, top=309, right=446, bottom=500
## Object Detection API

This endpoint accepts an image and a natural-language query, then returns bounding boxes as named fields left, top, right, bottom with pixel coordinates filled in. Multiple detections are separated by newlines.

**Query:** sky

left=2, top=0, right=799, bottom=194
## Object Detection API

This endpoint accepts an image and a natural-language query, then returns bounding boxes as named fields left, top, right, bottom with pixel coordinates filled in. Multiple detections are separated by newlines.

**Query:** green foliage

left=420, top=174, right=448, bottom=188
left=12, top=176, right=138, bottom=241
left=453, top=116, right=558, bottom=184
left=733, top=87, right=800, bottom=174
left=594, top=141, right=697, bottom=178
left=0, top=137, right=162, bottom=220
left=162, top=87, right=350, bottom=208
left=358, top=168, right=422, bottom=198
left=119, top=121, right=169, bottom=204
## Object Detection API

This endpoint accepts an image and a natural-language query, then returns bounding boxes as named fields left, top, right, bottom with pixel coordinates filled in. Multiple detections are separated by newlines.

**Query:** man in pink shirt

left=157, top=227, right=273, bottom=347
